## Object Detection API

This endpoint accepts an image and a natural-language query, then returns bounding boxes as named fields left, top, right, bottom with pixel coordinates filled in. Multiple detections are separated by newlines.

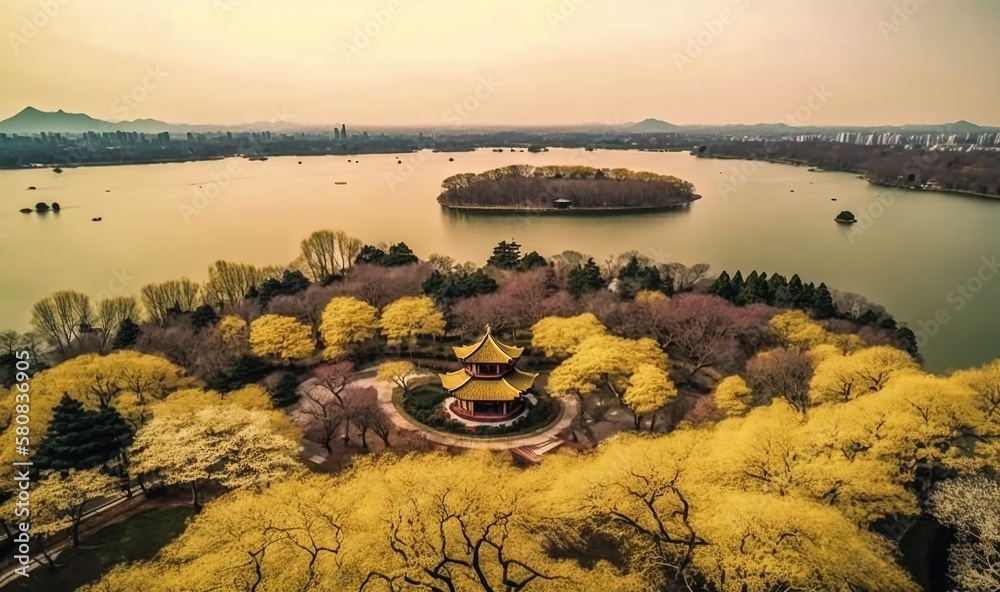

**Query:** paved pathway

left=362, top=374, right=580, bottom=451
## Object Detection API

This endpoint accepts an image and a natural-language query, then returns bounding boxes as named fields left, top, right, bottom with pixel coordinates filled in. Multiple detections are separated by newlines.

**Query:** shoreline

left=863, top=178, right=999, bottom=201
left=439, top=195, right=700, bottom=215
left=0, top=148, right=481, bottom=170
left=695, top=153, right=1000, bottom=200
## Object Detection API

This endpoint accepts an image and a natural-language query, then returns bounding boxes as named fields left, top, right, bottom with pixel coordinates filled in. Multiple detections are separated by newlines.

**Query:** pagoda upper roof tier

left=452, top=325, right=524, bottom=364
left=438, top=367, right=539, bottom=402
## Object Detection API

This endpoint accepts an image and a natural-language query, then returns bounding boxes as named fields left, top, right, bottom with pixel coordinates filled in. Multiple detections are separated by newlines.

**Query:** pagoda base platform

left=444, top=395, right=533, bottom=427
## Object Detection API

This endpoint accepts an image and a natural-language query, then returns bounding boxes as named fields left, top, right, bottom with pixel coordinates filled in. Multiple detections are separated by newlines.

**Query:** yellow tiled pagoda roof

left=437, top=368, right=539, bottom=402
left=452, top=325, right=524, bottom=364
left=503, top=368, right=538, bottom=392
left=439, top=369, right=473, bottom=390
left=452, top=379, right=523, bottom=401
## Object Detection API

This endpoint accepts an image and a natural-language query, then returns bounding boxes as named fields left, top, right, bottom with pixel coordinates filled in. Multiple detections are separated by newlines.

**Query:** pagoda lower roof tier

left=438, top=368, right=538, bottom=401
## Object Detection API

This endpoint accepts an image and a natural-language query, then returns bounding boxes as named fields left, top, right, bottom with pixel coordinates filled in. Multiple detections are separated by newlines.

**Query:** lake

left=1, top=148, right=998, bottom=374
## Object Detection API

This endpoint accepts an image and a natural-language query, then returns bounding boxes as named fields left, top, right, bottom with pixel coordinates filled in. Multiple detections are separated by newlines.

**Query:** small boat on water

left=335, top=182, right=347, bottom=185
left=53, top=167, right=63, bottom=173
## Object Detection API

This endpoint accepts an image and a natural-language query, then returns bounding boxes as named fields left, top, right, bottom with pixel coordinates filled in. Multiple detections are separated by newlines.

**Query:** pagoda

left=438, top=325, right=538, bottom=422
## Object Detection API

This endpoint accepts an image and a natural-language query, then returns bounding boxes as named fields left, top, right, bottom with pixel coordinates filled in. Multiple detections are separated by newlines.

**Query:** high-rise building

left=341, top=124, right=347, bottom=139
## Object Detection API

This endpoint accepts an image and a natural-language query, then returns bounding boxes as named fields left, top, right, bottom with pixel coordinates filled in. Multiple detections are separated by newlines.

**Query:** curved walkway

left=359, top=374, right=579, bottom=451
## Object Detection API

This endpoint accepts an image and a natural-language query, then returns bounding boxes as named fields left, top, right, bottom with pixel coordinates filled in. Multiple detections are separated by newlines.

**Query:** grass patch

left=8, top=505, right=193, bottom=592
left=407, top=385, right=449, bottom=410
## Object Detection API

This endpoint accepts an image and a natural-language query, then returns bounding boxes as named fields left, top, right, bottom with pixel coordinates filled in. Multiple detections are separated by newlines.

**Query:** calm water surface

left=1, top=148, right=998, bottom=373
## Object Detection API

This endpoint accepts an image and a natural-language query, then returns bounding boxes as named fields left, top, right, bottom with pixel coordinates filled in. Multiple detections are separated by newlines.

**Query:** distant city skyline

left=3, top=0, right=999, bottom=127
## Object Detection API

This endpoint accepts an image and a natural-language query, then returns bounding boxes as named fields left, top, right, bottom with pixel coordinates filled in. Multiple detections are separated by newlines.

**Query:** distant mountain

left=0, top=106, right=111, bottom=134
left=1, top=107, right=997, bottom=136
left=0, top=107, right=320, bottom=135
left=626, top=118, right=682, bottom=133
left=894, top=120, right=986, bottom=134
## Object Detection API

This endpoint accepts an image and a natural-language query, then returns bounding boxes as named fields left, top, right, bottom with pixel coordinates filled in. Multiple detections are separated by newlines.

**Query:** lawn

left=8, top=505, right=194, bottom=592
left=406, top=385, right=449, bottom=410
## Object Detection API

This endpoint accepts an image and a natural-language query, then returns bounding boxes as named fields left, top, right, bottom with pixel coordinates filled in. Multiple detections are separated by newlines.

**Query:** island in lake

left=437, top=165, right=699, bottom=212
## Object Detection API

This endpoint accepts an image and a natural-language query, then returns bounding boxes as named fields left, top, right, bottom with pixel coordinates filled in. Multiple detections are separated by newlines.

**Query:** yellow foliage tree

left=248, top=314, right=315, bottom=360
left=634, top=290, right=669, bottom=303
left=217, top=314, right=248, bottom=346
left=376, top=360, right=418, bottom=393
left=130, top=405, right=300, bottom=509
left=713, top=375, right=754, bottom=417
left=82, top=454, right=635, bottom=592
left=530, top=313, right=607, bottom=357
left=623, top=363, right=678, bottom=430
left=30, top=469, right=119, bottom=550
left=809, top=345, right=920, bottom=405
left=692, top=491, right=918, bottom=592
left=318, top=296, right=378, bottom=358
left=0, top=351, right=190, bottom=487
left=769, top=310, right=862, bottom=352
left=547, top=334, right=667, bottom=400
left=378, top=295, right=446, bottom=346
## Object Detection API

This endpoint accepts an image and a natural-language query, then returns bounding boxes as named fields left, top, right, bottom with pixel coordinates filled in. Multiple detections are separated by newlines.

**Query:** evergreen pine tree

left=857, top=309, right=880, bottom=326
left=89, top=407, right=134, bottom=468
left=767, top=273, right=788, bottom=306
left=421, top=270, right=446, bottom=298
left=191, top=304, right=219, bottom=329
left=383, top=243, right=418, bottom=266
left=356, top=245, right=387, bottom=266
left=786, top=274, right=806, bottom=309
left=518, top=251, right=548, bottom=270
left=567, top=258, right=605, bottom=297
left=279, top=269, right=311, bottom=294
left=111, top=318, right=142, bottom=350
left=730, top=270, right=746, bottom=298
left=34, top=395, right=131, bottom=472
left=737, top=271, right=769, bottom=305
left=257, top=278, right=284, bottom=308
left=800, top=282, right=817, bottom=311
left=879, top=316, right=898, bottom=331
left=617, top=256, right=663, bottom=298
left=271, top=373, right=301, bottom=407
left=893, top=327, right=923, bottom=364
left=487, top=240, right=522, bottom=270
left=210, top=355, right=270, bottom=392
left=812, top=283, right=836, bottom=319
left=711, top=271, right=736, bottom=301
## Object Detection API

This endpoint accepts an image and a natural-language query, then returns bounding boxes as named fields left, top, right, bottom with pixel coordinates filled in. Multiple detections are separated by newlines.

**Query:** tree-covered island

left=437, top=165, right=699, bottom=211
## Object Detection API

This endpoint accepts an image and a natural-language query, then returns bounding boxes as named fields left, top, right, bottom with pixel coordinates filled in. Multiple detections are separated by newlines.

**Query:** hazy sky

left=2, top=0, right=998, bottom=127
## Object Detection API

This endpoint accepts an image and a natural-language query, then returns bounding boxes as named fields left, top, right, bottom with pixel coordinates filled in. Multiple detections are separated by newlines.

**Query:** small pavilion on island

left=439, top=325, right=538, bottom=422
